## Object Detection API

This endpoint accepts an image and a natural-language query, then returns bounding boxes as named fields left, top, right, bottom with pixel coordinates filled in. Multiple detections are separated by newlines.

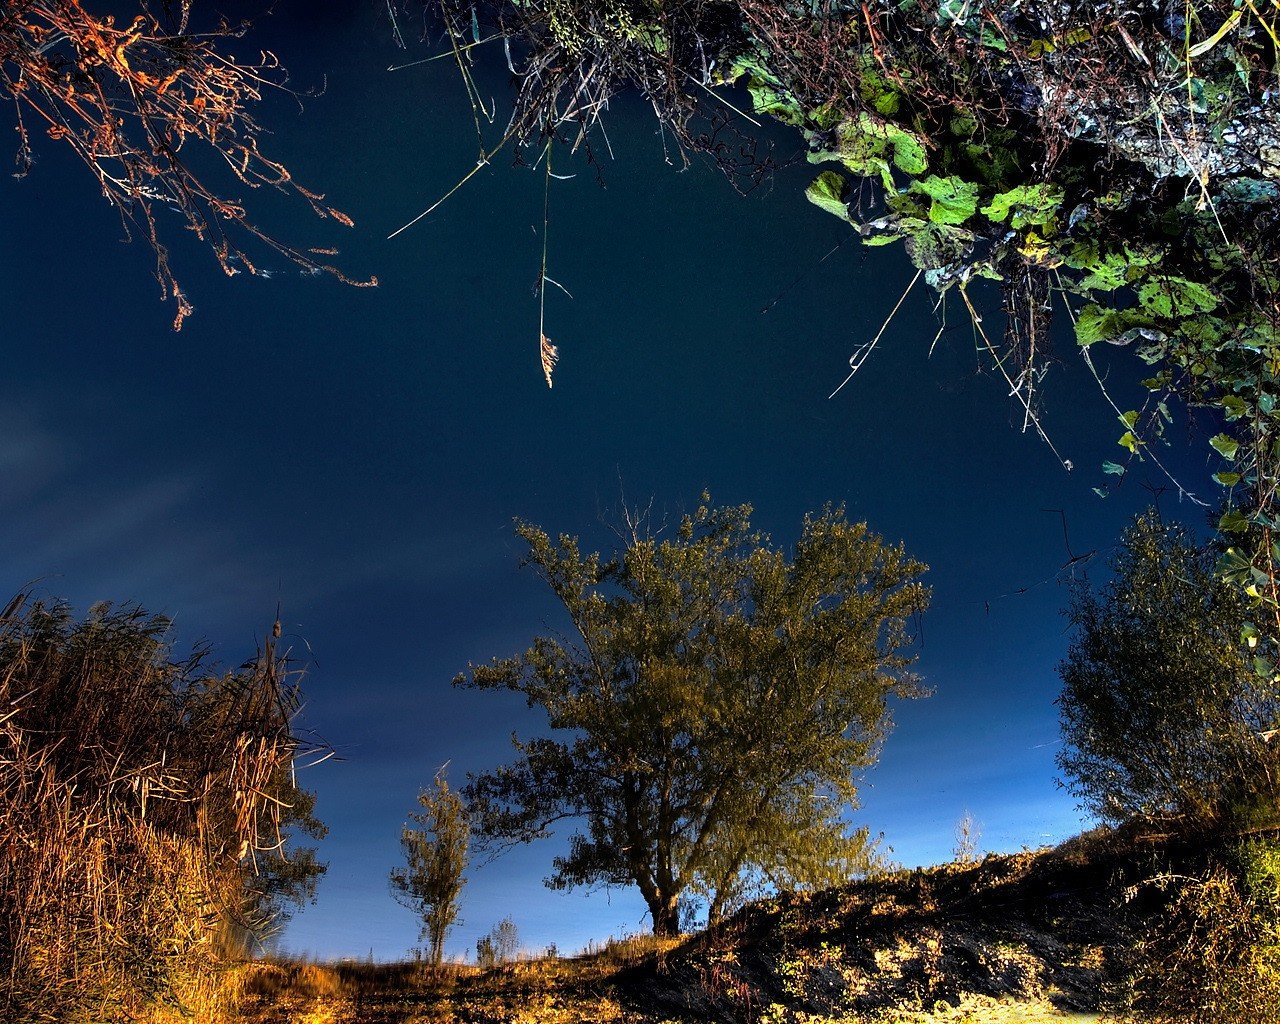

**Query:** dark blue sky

left=0, top=2, right=1216, bottom=960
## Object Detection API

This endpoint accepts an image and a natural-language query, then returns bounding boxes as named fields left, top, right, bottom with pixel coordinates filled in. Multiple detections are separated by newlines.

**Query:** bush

left=1118, top=838, right=1280, bottom=1024
left=0, top=595, right=323, bottom=1022
left=1056, top=511, right=1280, bottom=832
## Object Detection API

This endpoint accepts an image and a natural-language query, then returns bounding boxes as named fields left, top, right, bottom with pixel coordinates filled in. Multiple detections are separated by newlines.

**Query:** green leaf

left=1119, top=410, right=1139, bottom=429
left=1221, top=395, right=1248, bottom=420
left=1137, top=277, right=1220, bottom=319
left=1214, top=472, right=1242, bottom=486
left=1102, top=461, right=1126, bottom=476
left=1075, top=251, right=1129, bottom=292
left=805, top=171, right=850, bottom=219
left=1220, top=509, right=1251, bottom=533
left=1118, top=431, right=1141, bottom=453
left=1074, top=304, right=1153, bottom=346
left=912, top=175, right=981, bottom=225
left=1210, top=433, right=1240, bottom=460
left=980, top=183, right=1064, bottom=230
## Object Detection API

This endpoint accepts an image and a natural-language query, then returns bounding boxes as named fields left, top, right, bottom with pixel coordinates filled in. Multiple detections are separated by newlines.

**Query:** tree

left=458, top=498, right=929, bottom=935
left=390, top=772, right=469, bottom=966
left=1, top=1, right=373, bottom=328
left=1056, top=511, right=1280, bottom=832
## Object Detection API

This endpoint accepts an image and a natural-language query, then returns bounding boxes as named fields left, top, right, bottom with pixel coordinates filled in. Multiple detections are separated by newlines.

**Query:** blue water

left=0, top=2, right=1213, bottom=959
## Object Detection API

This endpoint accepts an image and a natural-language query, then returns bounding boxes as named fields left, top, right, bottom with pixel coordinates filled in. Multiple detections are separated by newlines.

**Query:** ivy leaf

left=1210, top=433, right=1240, bottom=460
left=805, top=171, right=850, bottom=219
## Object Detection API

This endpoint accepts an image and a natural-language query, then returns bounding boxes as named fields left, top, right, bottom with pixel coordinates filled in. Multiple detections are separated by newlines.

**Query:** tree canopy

left=1057, top=511, right=1280, bottom=832
left=458, top=499, right=929, bottom=934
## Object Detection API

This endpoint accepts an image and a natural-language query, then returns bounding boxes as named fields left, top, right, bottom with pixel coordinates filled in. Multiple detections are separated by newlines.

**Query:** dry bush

left=0, top=593, right=321, bottom=1023
left=0, top=0, right=375, bottom=327
left=1115, top=838, right=1280, bottom=1024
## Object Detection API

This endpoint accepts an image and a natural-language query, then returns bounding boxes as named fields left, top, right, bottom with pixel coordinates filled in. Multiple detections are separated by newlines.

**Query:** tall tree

left=390, top=773, right=470, bottom=966
left=1057, top=510, right=1280, bottom=831
left=459, top=498, right=929, bottom=935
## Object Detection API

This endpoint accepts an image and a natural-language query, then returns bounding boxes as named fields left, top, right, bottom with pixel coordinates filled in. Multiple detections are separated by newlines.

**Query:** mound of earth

left=241, top=829, right=1163, bottom=1023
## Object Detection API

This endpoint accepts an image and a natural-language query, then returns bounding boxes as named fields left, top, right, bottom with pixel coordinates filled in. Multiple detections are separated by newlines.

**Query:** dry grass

left=0, top=593, right=319, bottom=1023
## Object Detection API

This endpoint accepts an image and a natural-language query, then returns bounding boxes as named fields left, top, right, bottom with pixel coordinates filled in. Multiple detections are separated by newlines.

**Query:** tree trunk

left=647, top=893, right=681, bottom=937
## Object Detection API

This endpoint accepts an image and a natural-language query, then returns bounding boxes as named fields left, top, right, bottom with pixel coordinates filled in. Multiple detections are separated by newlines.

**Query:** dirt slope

left=241, top=832, right=1152, bottom=1023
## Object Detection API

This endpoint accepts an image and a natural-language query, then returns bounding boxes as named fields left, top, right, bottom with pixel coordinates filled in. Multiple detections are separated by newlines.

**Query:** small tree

left=952, top=810, right=981, bottom=865
left=459, top=498, right=929, bottom=935
left=390, top=773, right=470, bottom=966
left=1056, top=511, right=1280, bottom=831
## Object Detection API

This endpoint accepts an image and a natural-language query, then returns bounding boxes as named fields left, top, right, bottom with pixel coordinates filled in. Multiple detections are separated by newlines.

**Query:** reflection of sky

left=0, top=2, right=1215, bottom=961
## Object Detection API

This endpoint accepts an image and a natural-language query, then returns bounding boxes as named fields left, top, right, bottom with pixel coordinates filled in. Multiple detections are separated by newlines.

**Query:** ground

left=239, top=829, right=1155, bottom=1024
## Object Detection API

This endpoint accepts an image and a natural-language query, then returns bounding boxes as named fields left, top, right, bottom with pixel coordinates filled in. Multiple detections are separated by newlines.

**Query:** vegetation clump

left=0, top=593, right=324, bottom=1023
left=1056, top=512, right=1280, bottom=1023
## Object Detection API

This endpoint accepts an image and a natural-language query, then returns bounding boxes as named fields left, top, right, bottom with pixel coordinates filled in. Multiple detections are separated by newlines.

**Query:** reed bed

left=0, top=592, right=316, bottom=1023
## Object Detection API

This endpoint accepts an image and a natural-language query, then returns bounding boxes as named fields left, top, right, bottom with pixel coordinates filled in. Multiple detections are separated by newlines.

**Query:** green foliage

left=810, top=112, right=928, bottom=188
left=390, top=774, right=470, bottom=967
left=805, top=170, right=850, bottom=219
left=458, top=498, right=929, bottom=934
left=1056, top=512, right=1280, bottom=831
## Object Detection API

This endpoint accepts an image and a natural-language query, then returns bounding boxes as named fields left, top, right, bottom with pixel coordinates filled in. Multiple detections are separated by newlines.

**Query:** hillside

left=241, top=830, right=1159, bottom=1024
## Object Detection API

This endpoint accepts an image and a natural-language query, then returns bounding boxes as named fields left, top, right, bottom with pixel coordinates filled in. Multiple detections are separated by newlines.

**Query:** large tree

left=1057, top=511, right=1280, bottom=832
left=459, top=499, right=929, bottom=934
left=390, top=773, right=470, bottom=966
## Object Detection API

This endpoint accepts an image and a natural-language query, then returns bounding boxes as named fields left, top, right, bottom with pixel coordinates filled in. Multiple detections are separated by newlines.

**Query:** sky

left=0, top=1, right=1218, bottom=962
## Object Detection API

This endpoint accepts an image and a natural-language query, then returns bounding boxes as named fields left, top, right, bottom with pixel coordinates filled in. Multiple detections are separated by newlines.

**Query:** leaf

left=1214, top=472, right=1242, bottom=486
left=1119, top=410, right=1139, bottom=429
left=912, top=174, right=980, bottom=225
left=1210, top=433, right=1239, bottom=460
left=1102, top=461, right=1126, bottom=476
left=980, top=183, right=1064, bottom=230
left=1137, top=277, right=1220, bottom=319
left=1075, top=304, right=1153, bottom=347
left=1219, top=509, right=1251, bottom=533
left=1075, top=251, right=1129, bottom=292
left=1118, top=432, right=1141, bottom=453
left=805, top=171, right=850, bottom=219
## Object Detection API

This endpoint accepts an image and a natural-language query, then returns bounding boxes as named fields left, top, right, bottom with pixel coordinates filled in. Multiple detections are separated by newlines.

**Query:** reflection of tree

left=0, top=1, right=375, bottom=326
